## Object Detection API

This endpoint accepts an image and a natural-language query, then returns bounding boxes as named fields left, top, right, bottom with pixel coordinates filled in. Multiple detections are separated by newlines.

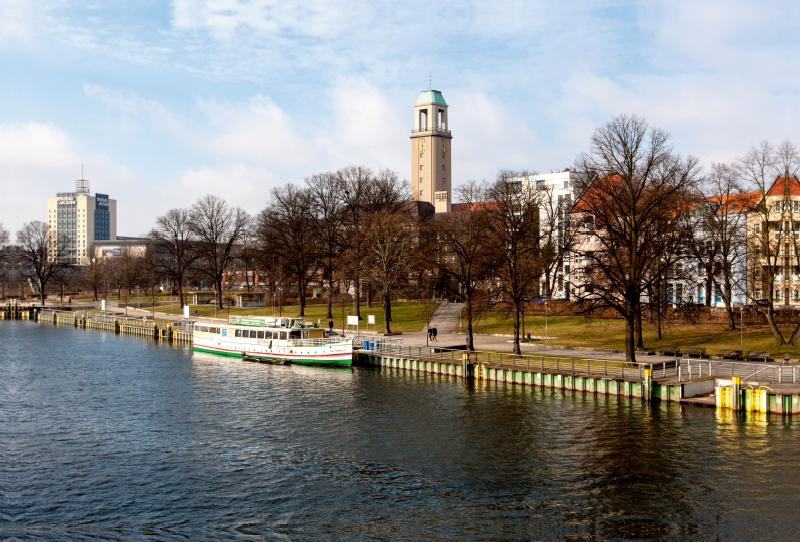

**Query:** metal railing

left=679, top=358, right=799, bottom=384
left=363, top=343, right=652, bottom=381
left=410, top=127, right=451, bottom=136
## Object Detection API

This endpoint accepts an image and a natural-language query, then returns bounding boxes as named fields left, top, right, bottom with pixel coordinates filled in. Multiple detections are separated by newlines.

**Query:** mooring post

left=731, top=376, right=742, bottom=411
left=643, top=368, right=652, bottom=401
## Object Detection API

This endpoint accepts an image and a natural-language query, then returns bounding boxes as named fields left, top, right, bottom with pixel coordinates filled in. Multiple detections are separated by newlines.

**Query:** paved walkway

left=88, top=301, right=677, bottom=364
left=424, top=301, right=463, bottom=333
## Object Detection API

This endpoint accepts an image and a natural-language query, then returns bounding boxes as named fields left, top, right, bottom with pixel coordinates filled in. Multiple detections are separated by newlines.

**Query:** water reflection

left=2, top=322, right=800, bottom=540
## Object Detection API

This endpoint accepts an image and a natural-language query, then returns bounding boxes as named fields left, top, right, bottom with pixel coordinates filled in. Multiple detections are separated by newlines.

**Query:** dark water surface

left=1, top=322, right=799, bottom=540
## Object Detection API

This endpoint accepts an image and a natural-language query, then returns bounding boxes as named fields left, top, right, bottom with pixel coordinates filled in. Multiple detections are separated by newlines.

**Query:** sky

left=1, top=0, right=800, bottom=237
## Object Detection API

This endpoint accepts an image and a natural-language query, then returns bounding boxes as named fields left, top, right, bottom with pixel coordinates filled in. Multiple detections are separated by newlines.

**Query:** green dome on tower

left=416, top=90, right=447, bottom=105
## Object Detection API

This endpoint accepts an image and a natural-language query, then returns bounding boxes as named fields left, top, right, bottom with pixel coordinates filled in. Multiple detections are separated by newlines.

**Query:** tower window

left=420, top=153, right=424, bottom=158
left=420, top=177, right=424, bottom=184
left=442, top=178, right=445, bottom=184
left=419, top=110, right=428, bottom=131
left=420, top=190, right=424, bottom=197
left=442, top=165, right=445, bottom=171
left=420, top=165, right=424, bottom=170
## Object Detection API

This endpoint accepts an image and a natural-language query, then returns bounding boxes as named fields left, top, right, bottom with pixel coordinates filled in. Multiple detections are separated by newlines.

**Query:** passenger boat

left=192, top=316, right=353, bottom=366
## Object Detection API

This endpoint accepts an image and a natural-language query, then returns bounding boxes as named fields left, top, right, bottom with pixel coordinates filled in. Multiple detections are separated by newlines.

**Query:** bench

left=659, top=346, right=681, bottom=357
left=717, top=349, right=742, bottom=360
left=682, top=347, right=707, bottom=359
left=744, top=351, right=772, bottom=362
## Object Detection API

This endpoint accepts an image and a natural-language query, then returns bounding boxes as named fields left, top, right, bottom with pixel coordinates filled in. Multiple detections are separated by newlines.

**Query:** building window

left=420, top=165, right=424, bottom=170
left=420, top=177, right=424, bottom=184
left=420, top=153, right=424, bottom=158
left=776, top=289, right=783, bottom=301
left=442, top=178, right=445, bottom=184
left=420, top=190, right=424, bottom=197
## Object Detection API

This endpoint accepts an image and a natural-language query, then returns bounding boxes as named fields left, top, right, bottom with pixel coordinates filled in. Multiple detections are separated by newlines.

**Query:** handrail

left=363, top=343, right=652, bottom=380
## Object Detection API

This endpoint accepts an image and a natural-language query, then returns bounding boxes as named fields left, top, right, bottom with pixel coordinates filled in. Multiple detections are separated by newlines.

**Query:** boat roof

left=227, top=315, right=306, bottom=328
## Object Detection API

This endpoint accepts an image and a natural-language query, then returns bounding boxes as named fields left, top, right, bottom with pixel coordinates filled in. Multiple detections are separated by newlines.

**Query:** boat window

left=257, top=331, right=265, bottom=339
left=235, top=329, right=242, bottom=337
left=212, top=327, right=220, bottom=334
left=289, top=330, right=301, bottom=339
left=280, top=332, right=287, bottom=341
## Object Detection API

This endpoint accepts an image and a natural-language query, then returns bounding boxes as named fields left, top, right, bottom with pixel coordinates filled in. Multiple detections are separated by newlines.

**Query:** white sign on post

left=183, top=305, right=190, bottom=319
left=101, top=300, right=106, bottom=311
left=346, top=315, right=359, bottom=326
left=367, top=315, right=375, bottom=325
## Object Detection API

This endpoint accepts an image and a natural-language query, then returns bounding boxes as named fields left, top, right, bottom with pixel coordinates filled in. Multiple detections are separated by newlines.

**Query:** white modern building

left=516, top=170, right=579, bottom=300
left=47, top=178, right=117, bottom=265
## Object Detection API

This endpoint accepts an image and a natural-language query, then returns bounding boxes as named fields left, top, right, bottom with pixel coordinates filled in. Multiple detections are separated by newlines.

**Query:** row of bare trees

left=571, top=114, right=800, bottom=361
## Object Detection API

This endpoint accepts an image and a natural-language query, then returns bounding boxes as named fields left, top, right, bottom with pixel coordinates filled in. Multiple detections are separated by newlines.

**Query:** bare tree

left=363, top=206, right=417, bottom=334
left=574, top=114, right=700, bottom=363
left=306, top=172, right=346, bottom=319
left=257, top=185, right=318, bottom=317
left=80, top=245, right=106, bottom=301
left=189, top=195, right=249, bottom=310
left=337, top=166, right=373, bottom=318
left=739, top=141, right=800, bottom=345
left=487, top=170, right=544, bottom=354
left=16, top=221, right=71, bottom=304
left=149, top=208, right=198, bottom=308
left=685, top=164, right=750, bottom=330
left=337, top=167, right=407, bottom=318
left=428, top=181, right=495, bottom=351
left=0, top=224, right=9, bottom=247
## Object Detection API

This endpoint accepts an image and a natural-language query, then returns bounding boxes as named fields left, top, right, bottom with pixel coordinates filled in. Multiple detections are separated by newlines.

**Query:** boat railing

left=287, top=338, right=351, bottom=348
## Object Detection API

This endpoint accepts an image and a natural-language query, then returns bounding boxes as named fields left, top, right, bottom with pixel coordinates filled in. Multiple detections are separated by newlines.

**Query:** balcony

left=411, top=127, right=451, bottom=136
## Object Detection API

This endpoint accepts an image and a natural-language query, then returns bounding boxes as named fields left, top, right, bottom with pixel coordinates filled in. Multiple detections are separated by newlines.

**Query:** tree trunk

left=512, top=300, right=521, bottom=355
left=705, top=273, right=713, bottom=307
left=625, top=315, right=636, bottom=363
left=465, top=294, right=474, bottom=351
left=764, top=308, right=786, bottom=345
left=326, top=273, right=333, bottom=320
left=722, top=295, right=736, bottom=331
left=216, top=278, right=224, bottom=309
left=789, top=320, right=800, bottom=346
left=298, top=277, right=306, bottom=317
left=383, top=292, right=391, bottom=334
left=178, top=282, right=184, bottom=309
left=366, top=286, right=372, bottom=309
left=635, top=305, right=644, bottom=351
left=352, top=279, right=361, bottom=319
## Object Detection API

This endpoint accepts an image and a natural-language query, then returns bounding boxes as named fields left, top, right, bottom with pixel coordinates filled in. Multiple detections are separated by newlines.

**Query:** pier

left=356, top=342, right=800, bottom=415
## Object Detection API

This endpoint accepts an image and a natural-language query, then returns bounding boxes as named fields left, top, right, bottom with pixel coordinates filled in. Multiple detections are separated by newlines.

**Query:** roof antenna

left=429, top=73, right=432, bottom=90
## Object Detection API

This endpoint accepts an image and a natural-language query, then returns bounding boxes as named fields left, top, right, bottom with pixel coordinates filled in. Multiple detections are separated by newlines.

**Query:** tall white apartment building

left=516, top=170, right=579, bottom=300
left=47, top=178, right=117, bottom=265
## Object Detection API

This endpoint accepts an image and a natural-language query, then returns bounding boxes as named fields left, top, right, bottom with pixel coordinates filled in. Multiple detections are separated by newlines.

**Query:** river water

left=1, top=322, right=799, bottom=541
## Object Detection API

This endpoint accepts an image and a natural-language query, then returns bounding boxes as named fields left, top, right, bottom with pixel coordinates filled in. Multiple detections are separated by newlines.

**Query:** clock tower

left=411, top=90, right=452, bottom=213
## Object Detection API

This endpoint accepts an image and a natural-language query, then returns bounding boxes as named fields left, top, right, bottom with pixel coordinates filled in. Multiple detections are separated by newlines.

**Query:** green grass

left=152, top=300, right=436, bottom=334
left=472, top=311, right=800, bottom=357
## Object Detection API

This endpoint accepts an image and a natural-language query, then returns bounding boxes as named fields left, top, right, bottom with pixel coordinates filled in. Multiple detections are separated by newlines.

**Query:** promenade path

left=85, top=300, right=676, bottom=364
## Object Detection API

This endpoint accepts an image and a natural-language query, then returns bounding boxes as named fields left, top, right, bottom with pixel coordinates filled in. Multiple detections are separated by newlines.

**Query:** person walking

left=328, top=319, right=334, bottom=331
left=432, top=326, right=438, bottom=341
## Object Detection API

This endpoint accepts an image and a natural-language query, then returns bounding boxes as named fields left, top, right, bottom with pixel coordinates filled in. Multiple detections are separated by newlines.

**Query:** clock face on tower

left=440, top=139, right=448, bottom=155
left=416, top=138, right=428, bottom=153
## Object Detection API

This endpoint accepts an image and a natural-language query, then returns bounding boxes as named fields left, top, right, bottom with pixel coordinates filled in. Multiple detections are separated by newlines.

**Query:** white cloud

left=0, top=122, right=138, bottom=236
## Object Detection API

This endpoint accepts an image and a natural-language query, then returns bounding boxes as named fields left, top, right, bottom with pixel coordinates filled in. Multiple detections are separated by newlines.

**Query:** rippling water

left=2, top=322, right=800, bottom=540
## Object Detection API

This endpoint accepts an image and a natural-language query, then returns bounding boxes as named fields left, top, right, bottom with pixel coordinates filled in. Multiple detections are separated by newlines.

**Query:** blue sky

left=2, top=0, right=800, bottom=236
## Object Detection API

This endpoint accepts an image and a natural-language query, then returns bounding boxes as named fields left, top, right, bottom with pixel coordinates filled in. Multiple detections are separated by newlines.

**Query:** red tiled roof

left=765, top=176, right=800, bottom=197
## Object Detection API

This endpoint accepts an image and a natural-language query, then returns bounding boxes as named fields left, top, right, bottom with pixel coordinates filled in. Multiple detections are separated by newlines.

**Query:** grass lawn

left=472, top=311, right=800, bottom=357
left=152, top=300, right=436, bottom=334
